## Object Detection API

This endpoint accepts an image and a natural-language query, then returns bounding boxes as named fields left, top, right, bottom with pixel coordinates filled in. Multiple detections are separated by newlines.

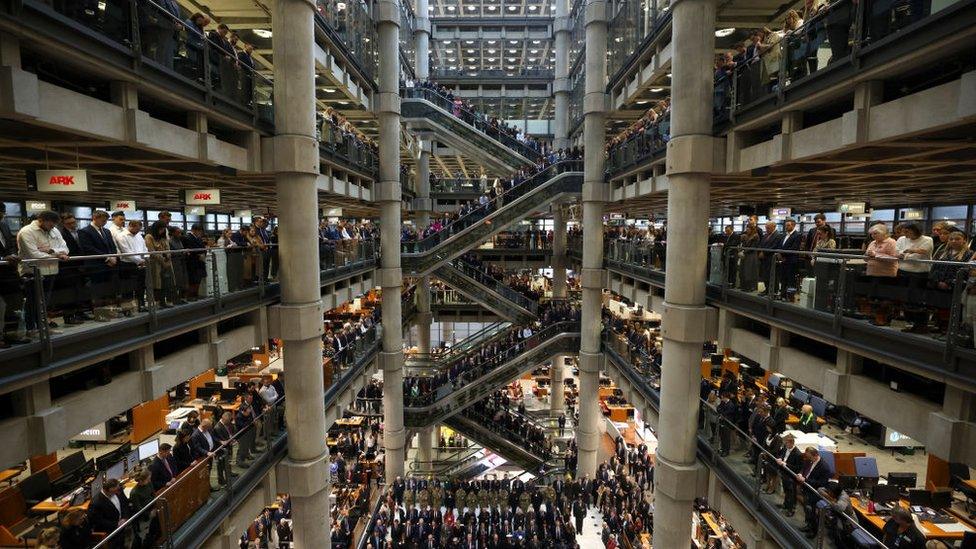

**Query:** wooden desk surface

left=0, top=468, right=22, bottom=485
left=850, top=497, right=972, bottom=540
left=963, top=479, right=976, bottom=491
left=786, top=414, right=827, bottom=426
left=336, top=416, right=365, bottom=427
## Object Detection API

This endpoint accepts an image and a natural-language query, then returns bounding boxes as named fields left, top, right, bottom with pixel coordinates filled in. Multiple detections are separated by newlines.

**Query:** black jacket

left=779, top=445, right=803, bottom=473
left=149, top=455, right=178, bottom=490
left=78, top=224, right=118, bottom=256
left=88, top=490, right=132, bottom=534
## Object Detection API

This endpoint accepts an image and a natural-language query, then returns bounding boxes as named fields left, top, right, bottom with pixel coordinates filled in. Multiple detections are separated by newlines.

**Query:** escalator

left=401, top=161, right=583, bottom=276
left=432, top=259, right=538, bottom=324
left=403, top=321, right=581, bottom=428
left=405, top=321, right=512, bottom=370
left=443, top=414, right=547, bottom=472
left=407, top=442, right=487, bottom=479
left=401, top=88, right=541, bottom=172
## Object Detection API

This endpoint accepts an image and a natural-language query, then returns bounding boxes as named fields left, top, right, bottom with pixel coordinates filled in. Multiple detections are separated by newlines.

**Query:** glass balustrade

left=605, top=111, right=671, bottom=175
left=400, top=87, right=543, bottom=161
left=318, top=119, right=379, bottom=175
left=33, top=0, right=273, bottom=118
left=314, top=0, right=378, bottom=80
left=400, top=161, right=583, bottom=269
left=0, top=242, right=378, bottom=368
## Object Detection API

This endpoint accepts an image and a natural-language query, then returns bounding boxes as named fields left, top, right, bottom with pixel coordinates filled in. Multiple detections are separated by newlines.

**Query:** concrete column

left=576, top=0, right=608, bottom=480
left=270, top=1, right=330, bottom=547
left=414, top=140, right=433, bottom=356
left=654, top=0, right=716, bottom=545
left=552, top=0, right=571, bottom=150
left=417, top=426, right=434, bottom=467
left=376, top=0, right=406, bottom=481
left=551, top=207, right=568, bottom=413
left=414, top=0, right=431, bottom=81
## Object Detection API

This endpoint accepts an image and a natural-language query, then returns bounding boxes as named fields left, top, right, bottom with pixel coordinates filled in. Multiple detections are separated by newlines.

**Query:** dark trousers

left=778, top=262, right=798, bottom=297
left=719, top=423, right=732, bottom=455
left=782, top=471, right=797, bottom=511
left=217, top=444, right=232, bottom=484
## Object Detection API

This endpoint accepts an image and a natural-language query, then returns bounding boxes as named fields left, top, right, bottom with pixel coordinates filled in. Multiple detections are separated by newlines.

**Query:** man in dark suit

left=572, top=498, right=586, bottom=534
left=798, top=447, right=833, bottom=537
left=149, top=443, right=178, bottom=490
left=805, top=214, right=827, bottom=251
left=758, top=221, right=782, bottom=293
left=716, top=393, right=738, bottom=456
left=57, top=213, right=90, bottom=325
left=0, top=203, right=26, bottom=349
left=776, top=434, right=803, bottom=516
left=87, top=478, right=132, bottom=547
left=776, top=218, right=803, bottom=299
left=212, top=411, right=237, bottom=485
left=78, top=210, right=119, bottom=308
left=190, top=418, right=217, bottom=461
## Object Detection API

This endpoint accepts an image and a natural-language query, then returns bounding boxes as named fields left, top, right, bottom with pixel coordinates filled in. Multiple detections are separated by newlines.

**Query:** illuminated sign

left=322, top=207, right=343, bottom=217
left=839, top=202, right=867, bottom=215
left=71, top=422, right=109, bottom=442
left=111, top=200, right=136, bottom=212
left=883, top=428, right=921, bottom=448
left=234, top=209, right=252, bottom=219
left=185, top=206, right=206, bottom=216
left=769, top=207, right=792, bottom=218
left=25, top=200, right=50, bottom=213
left=34, top=169, right=89, bottom=192
left=185, top=189, right=221, bottom=205
left=901, top=208, right=924, bottom=220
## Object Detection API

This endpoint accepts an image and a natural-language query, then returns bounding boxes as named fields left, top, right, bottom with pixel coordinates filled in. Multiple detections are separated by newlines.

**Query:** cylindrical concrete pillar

left=551, top=207, right=567, bottom=412
left=272, top=0, right=330, bottom=547
left=654, top=0, right=716, bottom=545
left=417, top=426, right=434, bottom=467
left=414, top=145, right=433, bottom=356
left=414, top=0, right=431, bottom=81
left=553, top=0, right=572, bottom=150
left=377, top=0, right=406, bottom=482
left=576, top=0, right=608, bottom=480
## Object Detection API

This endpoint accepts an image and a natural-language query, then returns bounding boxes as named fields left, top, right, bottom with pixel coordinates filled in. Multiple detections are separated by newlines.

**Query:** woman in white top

left=216, top=228, right=237, bottom=248
left=895, top=222, right=934, bottom=333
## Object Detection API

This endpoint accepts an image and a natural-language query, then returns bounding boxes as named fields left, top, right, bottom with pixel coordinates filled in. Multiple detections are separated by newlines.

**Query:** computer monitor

left=138, top=439, right=160, bottom=461
left=205, top=382, right=224, bottom=390
left=126, top=449, right=140, bottom=473
left=95, top=443, right=131, bottom=471
left=887, top=472, right=917, bottom=490
left=871, top=484, right=900, bottom=504
left=220, top=388, right=240, bottom=402
left=90, top=472, right=104, bottom=497
left=908, top=489, right=932, bottom=507
left=19, top=470, right=52, bottom=504
left=59, top=451, right=87, bottom=475
left=858, top=476, right=880, bottom=491
left=838, top=475, right=859, bottom=491
left=930, top=489, right=953, bottom=510
left=809, top=395, right=828, bottom=417
left=196, top=387, right=219, bottom=400
left=105, top=460, right=125, bottom=482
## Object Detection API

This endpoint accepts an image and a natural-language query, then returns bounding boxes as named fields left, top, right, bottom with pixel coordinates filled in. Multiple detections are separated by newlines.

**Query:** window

left=3, top=202, right=24, bottom=230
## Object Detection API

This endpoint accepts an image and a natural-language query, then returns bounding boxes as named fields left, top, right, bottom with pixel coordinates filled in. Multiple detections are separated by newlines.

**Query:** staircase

left=401, top=87, right=541, bottom=173
left=401, top=161, right=583, bottom=276
left=403, top=321, right=581, bottom=428
left=432, top=259, right=539, bottom=324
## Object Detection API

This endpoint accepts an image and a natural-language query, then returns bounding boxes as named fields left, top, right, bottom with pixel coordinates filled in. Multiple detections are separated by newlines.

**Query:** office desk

left=336, top=416, right=365, bottom=427
left=0, top=468, right=22, bottom=486
left=850, top=497, right=975, bottom=541
left=31, top=497, right=88, bottom=514
left=607, top=405, right=635, bottom=422
left=785, top=414, right=827, bottom=426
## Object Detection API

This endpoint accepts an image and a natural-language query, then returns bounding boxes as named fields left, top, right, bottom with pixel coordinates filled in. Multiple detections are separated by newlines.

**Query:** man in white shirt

left=17, top=211, right=69, bottom=334
left=109, top=211, right=127, bottom=237
left=895, top=222, right=934, bottom=333
left=114, top=220, right=148, bottom=311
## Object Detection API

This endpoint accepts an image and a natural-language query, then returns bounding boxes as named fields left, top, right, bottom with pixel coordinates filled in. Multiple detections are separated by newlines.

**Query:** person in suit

left=776, top=434, right=803, bottom=515
left=149, top=443, right=178, bottom=490
left=78, top=210, right=121, bottom=310
left=139, top=0, right=181, bottom=69
left=758, top=221, right=782, bottom=293
left=716, top=392, right=738, bottom=456
left=87, top=478, right=132, bottom=548
left=172, top=427, right=194, bottom=473
left=805, top=214, right=827, bottom=251
left=56, top=213, right=90, bottom=325
left=180, top=225, right=207, bottom=300
left=0, top=203, right=26, bottom=348
left=212, top=411, right=237, bottom=485
left=776, top=218, right=803, bottom=299
left=572, top=498, right=586, bottom=534
left=190, top=418, right=217, bottom=460
left=798, top=447, right=833, bottom=537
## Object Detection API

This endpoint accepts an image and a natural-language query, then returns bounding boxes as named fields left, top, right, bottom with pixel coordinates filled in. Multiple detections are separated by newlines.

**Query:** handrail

left=403, top=160, right=582, bottom=254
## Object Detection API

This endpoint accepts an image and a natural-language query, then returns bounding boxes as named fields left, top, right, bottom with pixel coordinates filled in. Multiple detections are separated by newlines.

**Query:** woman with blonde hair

left=864, top=223, right=899, bottom=325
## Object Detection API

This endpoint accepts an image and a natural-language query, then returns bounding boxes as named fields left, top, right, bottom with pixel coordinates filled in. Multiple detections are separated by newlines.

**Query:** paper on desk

left=936, top=523, right=974, bottom=533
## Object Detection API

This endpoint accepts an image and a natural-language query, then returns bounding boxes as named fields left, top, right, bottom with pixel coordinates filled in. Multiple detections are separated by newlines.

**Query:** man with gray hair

left=775, top=433, right=803, bottom=516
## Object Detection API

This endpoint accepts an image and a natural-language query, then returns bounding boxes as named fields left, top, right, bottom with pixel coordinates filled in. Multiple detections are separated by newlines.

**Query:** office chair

left=838, top=407, right=870, bottom=436
left=854, top=456, right=880, bottom=488
left=849, top=528, right=884, bottom=548
left=949, top=462, right=976, bottom=517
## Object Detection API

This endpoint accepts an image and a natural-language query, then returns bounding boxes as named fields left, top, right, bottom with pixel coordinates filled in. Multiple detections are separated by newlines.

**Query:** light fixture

left=448, top=57, right=456, bottom=62
left=715, top=27, right=736, bottom=37
left=487, top=40, right=497, bottom=44
left=488, top=5, right=497, bottom=9
left=510, top=40, right=518, bottom=44
left=443, top=40, right=452, bottom=44
left=466, top=40, right=475, bottom=44
left=447, top=5, right=455, bottom=9
left=530, top=49, right=539, bottom=53
left=487, top=48, right=496, bottom=53
left=509, top=48, right=517, bottom=53
left=532, top=40, right=541, bottom=44
left=468, top=5, right=476, bottom=10
left=529, top=5, right=537, bottom=9
left=324, top=87, right=336, bottom=93
left=253, top=29, right=272, bottom=38
left=636, top=100, right=649, bottom=104
left=467, top=48, right=475, bottom=53
left=650, top=87, right=663, bottom=92
left=508, top=5, right=517, bottom=10
left=666, top=72, right=672, bottom=77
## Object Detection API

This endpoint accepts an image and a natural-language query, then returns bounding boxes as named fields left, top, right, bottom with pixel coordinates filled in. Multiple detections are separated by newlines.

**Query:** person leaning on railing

left=16, top=210, right=70, bottom=335
left=861, top=223, right=900, bottom=326
left=927, top=228, right=975, bottom=339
